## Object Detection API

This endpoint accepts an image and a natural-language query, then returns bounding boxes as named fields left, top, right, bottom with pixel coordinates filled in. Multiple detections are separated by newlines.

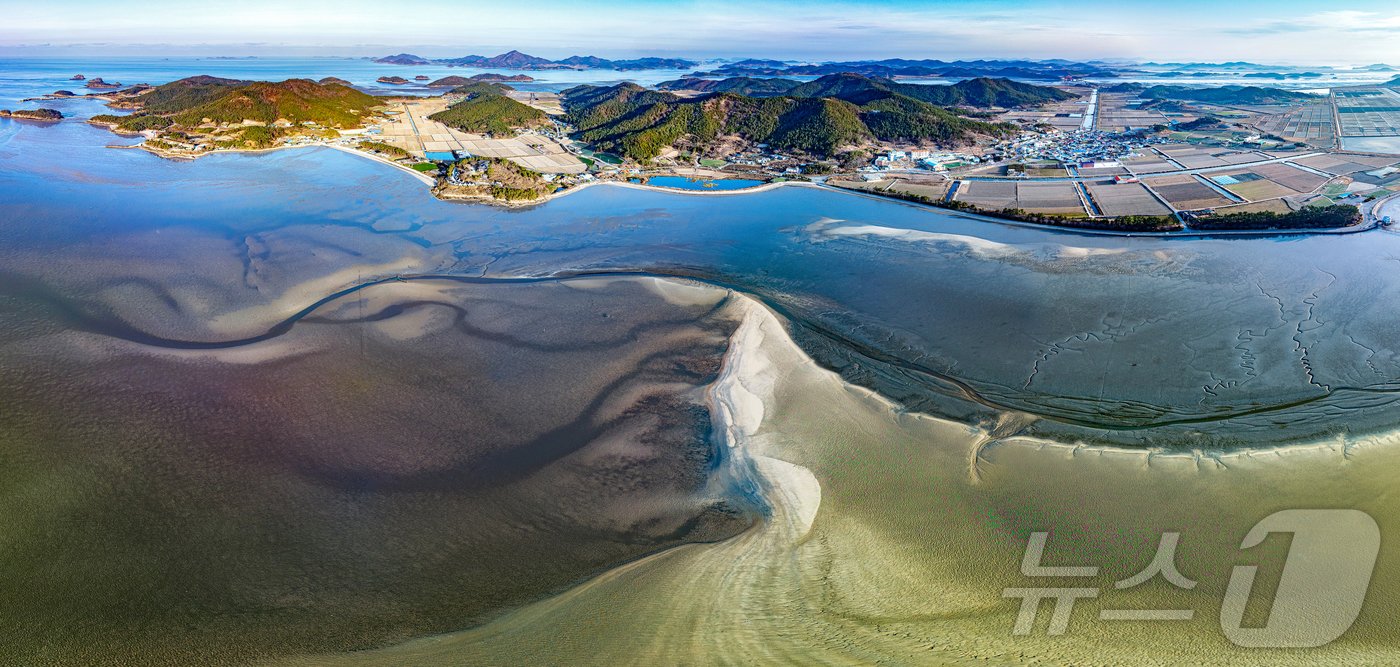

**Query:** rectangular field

left=1250, top=163, right=1330, bottom=192
left=1293, top=154, right=1394, bottom=174
left=1086, top=181, right=1172, bottom=216
left=1255, top=102, right=1335, bottom=143
left=1017, top=182, right=1087, bottom=215
left=1144, top=174, right=1234, bottom=210
left=953, top=180, right=1086, bottom=215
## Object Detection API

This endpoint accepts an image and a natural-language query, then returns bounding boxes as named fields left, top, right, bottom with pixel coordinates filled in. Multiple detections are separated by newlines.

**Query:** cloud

left=0, top=0, right=1397, bottom=63
left=1228, top=10, right=1400, bottom=36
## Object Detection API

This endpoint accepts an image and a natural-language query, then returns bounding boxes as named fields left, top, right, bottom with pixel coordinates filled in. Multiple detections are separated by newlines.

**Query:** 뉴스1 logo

left=1003, top=509, right=1380, bottom=647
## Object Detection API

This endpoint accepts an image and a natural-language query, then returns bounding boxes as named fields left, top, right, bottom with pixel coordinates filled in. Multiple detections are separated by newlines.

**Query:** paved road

left=1372, top=192, right=1400, bottom=225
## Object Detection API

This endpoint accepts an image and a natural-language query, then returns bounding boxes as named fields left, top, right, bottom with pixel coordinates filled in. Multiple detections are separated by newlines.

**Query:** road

left=1080, top=89, right=1098, bottom=130
left=1369, top=191, right=1400, bottom=226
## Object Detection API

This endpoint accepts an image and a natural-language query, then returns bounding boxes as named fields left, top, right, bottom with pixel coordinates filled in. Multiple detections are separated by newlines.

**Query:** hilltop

left=787, top=74, right=1075, bottom=108
left=658, top=74, right=1074, bottom=108
left=0, top=108, right=63, bottom=122
left=1106, top=83, right=1317, bottom=105
left=657, top=77, right=803, bottom=96
left=428, top=83, right=547, bottom=135
left=428, top=74, right=533, bottom=88
left=89, top=77, right=382, bottom=149
left=378, top=50, right=698, bottom=71
left=562, top=76, right=1018, bottom=160
left=374, top=53, right=430, bottom=65
left=693, top=58, right=1115, bottom=80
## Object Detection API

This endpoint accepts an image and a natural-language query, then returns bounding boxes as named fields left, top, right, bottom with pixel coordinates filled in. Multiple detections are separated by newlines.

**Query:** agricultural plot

left=1017, top=182, right=1087, bottom=215
left=1085, top=181, right=1172, bottom=216
left=839, top=179, right=950, bottom=202
left=1255, top=102, right=1335, bottom=143
left=1294, top=153, right=1399, bottom=175
left=1094, top=93, right=1168, bottom=132
left=1249, top=163, right=1330, bottom=192
left=1121, top=153, right=1177, bottom=174
left=954, top=180, right=1086, bottom=215
left=1335, top=88, right=1400, bottom=137
left=1000, top=94, right=1093, bottom=132
left=1213, top=199, right=1295, bottom=214
left=1144, top=174, right=1235, bottom=210
left=1077, top=165, right=1129, bottom=177
left=953, top=180, right=1017, bottom=209
left=1207, top=167, right=1309, bottom=201
left=1154, top=144, right=1267, bottom=170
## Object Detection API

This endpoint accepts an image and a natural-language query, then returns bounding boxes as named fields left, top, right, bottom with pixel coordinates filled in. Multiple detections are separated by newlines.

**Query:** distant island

left=690, top=58, right=1116, bottom=80
left=22, top=90, right=77, bottom=101
left=375, top=50, right=697, bottom=71
left=0, top=108, right=63, bottom=122
left=377, top=76, right=410, bottom=85
left=427, top=74, right=535, bottom=86
left=85, top=78, right=121, bottom=89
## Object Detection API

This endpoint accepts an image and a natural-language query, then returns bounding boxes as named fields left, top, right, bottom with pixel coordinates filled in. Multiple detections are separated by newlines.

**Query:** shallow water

left=642, top=175, right=768, bottom=190
left=5, top=88, right=1400, bottom=665
left=6, top=118, right=1400, bottom=448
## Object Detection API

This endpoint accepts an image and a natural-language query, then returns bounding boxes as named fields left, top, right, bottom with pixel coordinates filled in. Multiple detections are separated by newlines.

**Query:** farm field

left=1144, top=174, right=1236, bottom=210
left=1085, top=180, right=1172, bottom=216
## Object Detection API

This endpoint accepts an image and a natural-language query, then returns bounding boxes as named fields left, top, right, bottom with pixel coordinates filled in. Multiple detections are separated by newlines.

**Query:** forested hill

left=428, top=83, right=547, bottom=135
left=656, top=77, right=803, bottom=96
left=786, top=74, right=1077, bottom=107
left=1105, top=83, right=1317, bottom=104
left=657, top=73, right=1075, bottom=108
left=562, top=79, right=1017, bottom=160
left=100, top=76, right=381, bottom=127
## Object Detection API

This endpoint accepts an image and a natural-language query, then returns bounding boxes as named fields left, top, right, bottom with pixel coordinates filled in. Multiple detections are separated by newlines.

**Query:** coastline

left=817, top=181, right=1381, bottom=238
left=98, top=130, right=1385, bottom=237
left=111, top=138, right=440, bottom=186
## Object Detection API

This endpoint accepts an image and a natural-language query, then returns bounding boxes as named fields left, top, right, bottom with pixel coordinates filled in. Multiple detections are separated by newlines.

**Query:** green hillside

left=1138, top=85, right=1317, bottom=105
left=563, top=79, right=1014, bottom=160
left=128, top=75, right=248, bottom=114
left=429, top=84, right=547, bottom=135
left=106, top=76, right=382, bottom=128
left=787, top=74, right=1076, bottom=108
left=656, top=77, right=803, bottom=96
left=168, top=79, right=379, bottom=126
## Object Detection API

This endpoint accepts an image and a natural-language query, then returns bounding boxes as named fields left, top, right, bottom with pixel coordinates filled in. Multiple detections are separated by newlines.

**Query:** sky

left=2, top=0, right=1399, bottom=65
